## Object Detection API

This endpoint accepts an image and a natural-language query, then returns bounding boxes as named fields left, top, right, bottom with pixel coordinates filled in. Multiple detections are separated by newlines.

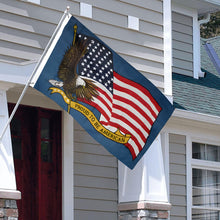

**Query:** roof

left=172, top=37, right=220, bottom=117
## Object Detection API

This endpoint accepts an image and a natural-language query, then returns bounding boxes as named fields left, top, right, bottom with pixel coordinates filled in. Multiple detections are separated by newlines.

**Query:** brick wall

left=0, top=199, right=18, bottom=220
left=118, top=201, right=171, bottom=220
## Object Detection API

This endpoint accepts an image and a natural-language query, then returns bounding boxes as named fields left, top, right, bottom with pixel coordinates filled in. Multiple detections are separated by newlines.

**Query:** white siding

left=74, top=121, right=118, bottom=220
left=169, top=134, right=187, bottom=220
left=1, top=0, right=164, bottom=89
left=172, top=12, right=193, bottom=77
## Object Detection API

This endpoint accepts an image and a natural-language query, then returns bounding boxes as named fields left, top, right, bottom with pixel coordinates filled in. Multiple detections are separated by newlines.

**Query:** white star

left=99, top=79, right=102, bottom=82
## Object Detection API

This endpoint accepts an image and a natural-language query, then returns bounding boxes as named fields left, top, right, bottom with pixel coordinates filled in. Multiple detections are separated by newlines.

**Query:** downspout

left=199, top=13, right=211, bottom=25
left=197, top=13, right=211, bottom=78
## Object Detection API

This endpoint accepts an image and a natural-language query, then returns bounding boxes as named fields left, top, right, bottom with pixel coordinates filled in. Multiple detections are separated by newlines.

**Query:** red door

left=9, top=104, right=62, bottom=220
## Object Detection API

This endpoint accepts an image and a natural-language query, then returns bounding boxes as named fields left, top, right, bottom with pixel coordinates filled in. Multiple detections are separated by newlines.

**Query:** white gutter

left=199, top=13, right=211, bottom=25
left=173, top=108, right=220, bottom=125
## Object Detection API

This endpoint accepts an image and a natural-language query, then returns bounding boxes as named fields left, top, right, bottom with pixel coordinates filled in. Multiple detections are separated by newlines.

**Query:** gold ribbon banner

left=50, top=87, right=131, bottom=144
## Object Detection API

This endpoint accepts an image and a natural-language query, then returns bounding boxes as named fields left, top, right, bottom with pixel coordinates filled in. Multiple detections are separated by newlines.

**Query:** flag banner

left=32, top=13, right=174, bottom=169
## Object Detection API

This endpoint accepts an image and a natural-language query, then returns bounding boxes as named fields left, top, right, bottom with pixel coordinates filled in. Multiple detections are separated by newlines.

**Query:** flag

left=31, top=12, right=174, bottom=169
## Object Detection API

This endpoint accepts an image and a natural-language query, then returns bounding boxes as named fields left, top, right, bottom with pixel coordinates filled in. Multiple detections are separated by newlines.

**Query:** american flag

left=77, top=35, right=162, bottom=159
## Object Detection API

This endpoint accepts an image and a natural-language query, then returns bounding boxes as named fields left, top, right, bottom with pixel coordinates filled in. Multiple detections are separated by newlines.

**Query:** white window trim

left=164, top=0, right=172, bottom=97
left=187, top=137, right=220, bottom=220
left=172, top=3, right=201, bottom=79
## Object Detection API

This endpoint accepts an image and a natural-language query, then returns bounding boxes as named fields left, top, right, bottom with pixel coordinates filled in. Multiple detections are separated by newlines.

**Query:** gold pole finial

left=73, top=25, right=77, bottom=45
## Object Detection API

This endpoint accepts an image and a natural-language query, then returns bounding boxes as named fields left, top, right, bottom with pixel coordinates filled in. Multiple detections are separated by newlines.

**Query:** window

left=191, top=142, right=220, bottom=219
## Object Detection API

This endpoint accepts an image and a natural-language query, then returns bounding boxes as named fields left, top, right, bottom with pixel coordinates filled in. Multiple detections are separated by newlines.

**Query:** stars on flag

left=78, top=35, right=114, bottom=93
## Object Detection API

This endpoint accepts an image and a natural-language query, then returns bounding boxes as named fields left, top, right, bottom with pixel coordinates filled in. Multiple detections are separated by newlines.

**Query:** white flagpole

left=0, top=7, right=71, bottom=143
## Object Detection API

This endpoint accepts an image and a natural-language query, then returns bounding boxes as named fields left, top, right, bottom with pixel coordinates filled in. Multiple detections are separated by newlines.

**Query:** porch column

left=118, top=135, right=171, bottom=219
left=0, top=84, right=21, bottom=220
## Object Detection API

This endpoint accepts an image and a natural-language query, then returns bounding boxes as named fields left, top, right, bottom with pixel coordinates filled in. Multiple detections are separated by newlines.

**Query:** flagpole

left=0, top=7, right=71, bottom=143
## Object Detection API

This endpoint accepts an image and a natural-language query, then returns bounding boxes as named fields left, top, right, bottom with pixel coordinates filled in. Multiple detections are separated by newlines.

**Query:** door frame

left=7, top=93, right=74, bottom=220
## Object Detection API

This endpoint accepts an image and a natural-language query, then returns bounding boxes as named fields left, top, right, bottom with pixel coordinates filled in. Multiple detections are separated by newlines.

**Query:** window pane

left=41, top=118, right=50, bottom=139
left=207, top=144, right=220, bottom=162
left=192, top=209, right=220, bottom=220
left=192, top=142, right=220, bottom=162
left=11, top=118, right=21, bottom=136
left=41, top=141, right=52, bottom=162
left=12, top=138, right=22, bottom=160
left=193, top=168, right=220, bottom=208
left=192, top=143, right=205, bottom=160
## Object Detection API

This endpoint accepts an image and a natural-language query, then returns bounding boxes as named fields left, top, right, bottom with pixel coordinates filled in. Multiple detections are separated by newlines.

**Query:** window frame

left=188, top=138, right=220, bottom=220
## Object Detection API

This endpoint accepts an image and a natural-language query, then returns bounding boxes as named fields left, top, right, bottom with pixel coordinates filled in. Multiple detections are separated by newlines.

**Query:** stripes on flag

left=80, top=71, right=162, bottom=159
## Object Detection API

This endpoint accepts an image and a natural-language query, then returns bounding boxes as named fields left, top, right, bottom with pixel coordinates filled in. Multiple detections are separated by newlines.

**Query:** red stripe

left=81, top=99, right=110, bottom=122
left=113, top=103, right=150, bottom=134
left=114, top=83, right=158, bottom=119
left=96, top=87, right=112, bottom=103
left=114, top=72, right=162, bottom=112
left=101, top=120, right=143, bottom=152
left=110, top=112, right=146, bottom=143
left=125, top=143, right=137, bottom=160
left=114, top=95, right=154, bottom=125
left=96, top=94, right=112, bottom=113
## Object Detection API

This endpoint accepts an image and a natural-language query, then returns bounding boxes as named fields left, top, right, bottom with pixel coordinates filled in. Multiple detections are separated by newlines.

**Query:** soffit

left=172, top=0, right=220, bottom=15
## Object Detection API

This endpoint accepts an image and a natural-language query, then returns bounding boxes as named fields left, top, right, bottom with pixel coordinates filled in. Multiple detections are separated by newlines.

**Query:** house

left=0, top=0, right=219, bottom=220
